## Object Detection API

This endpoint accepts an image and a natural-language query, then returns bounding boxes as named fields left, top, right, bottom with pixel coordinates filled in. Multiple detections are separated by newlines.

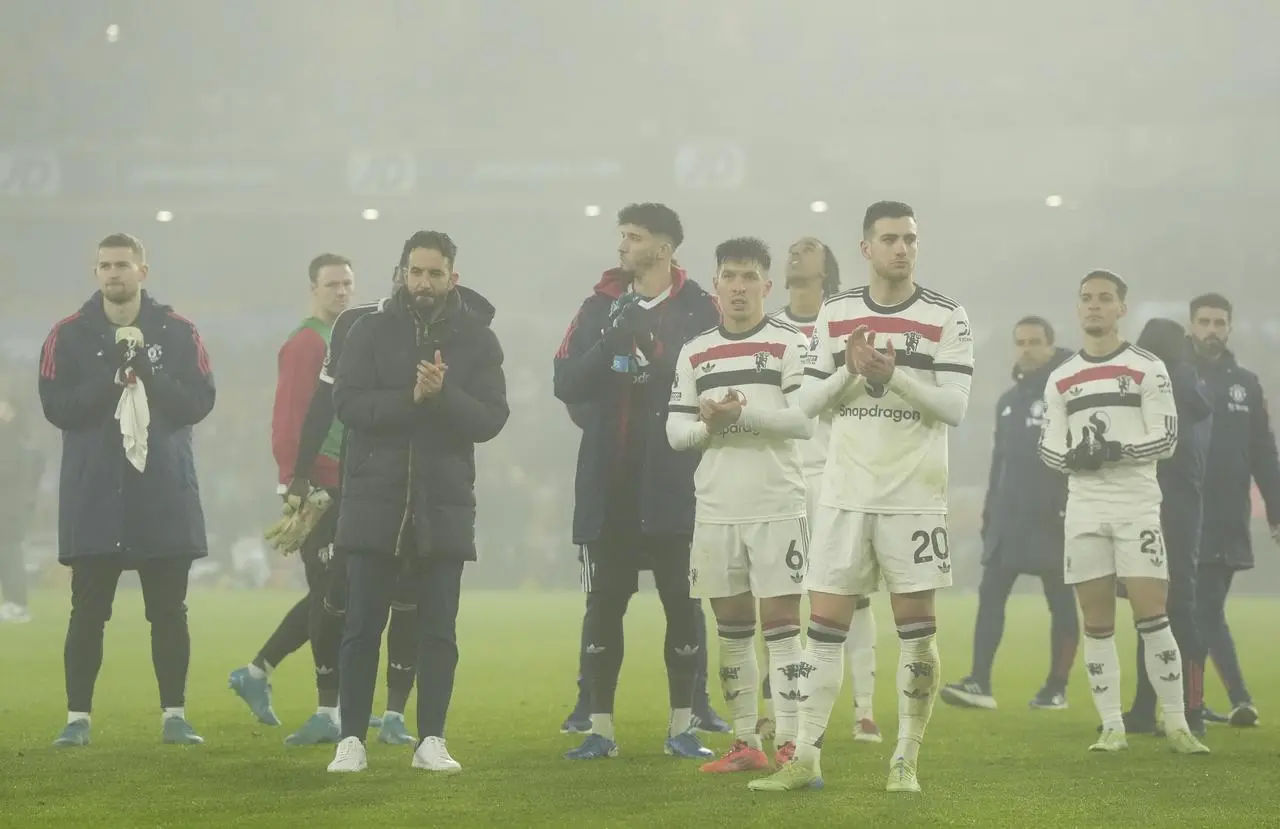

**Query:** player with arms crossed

left=668, top=238, right=813, bottom=773
left=751, top=201, right=973, bottom=794
left=1038, top=271, right=1209, bottom=755
left=768, top=236, right=881, bottom=743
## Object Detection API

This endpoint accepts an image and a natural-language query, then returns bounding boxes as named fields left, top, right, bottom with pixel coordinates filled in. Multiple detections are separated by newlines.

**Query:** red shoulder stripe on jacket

left=166, top=312, right=212, bottom=375
left=40, top=312, right=82, bottom=379
left=556, top=304, right=587, bottom=359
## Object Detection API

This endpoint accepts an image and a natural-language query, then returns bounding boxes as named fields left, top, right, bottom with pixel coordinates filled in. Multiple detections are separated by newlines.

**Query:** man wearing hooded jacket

left=325, top=230, right=509, bottom=775
left=554, top=203, right=722, bottom=760
left=39, top=232, right=215, bottom=747
left=941, top=316, right=1079, bottom=711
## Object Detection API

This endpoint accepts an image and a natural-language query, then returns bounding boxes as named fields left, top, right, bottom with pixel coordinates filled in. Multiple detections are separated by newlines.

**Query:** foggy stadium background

left=2, top=0, right=1280, bottom=598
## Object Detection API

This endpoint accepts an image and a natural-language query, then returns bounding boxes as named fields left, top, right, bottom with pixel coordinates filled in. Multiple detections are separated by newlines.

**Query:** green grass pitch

left=1, top=589, right=1276, bottom=828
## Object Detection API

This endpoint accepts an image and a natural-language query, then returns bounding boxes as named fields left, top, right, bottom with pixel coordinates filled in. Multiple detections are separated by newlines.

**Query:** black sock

left=583, top=591, right=628, bottom=715
left=256, top=596, right=310, bottom=672
left=385, top=606, right=417, bottom=714
left=311, top=596, right=343, bottom=709
left=692, top=601, right=712, bottom=709
left=65, top=612, right=106, bottom=713
left=658, top=592, right=698, bottom=711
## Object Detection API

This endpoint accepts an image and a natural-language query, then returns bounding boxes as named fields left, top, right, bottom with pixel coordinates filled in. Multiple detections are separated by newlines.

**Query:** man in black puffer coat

left=941, top=316, right=1078, bottom=712
left=39, top=233, right=215, bottom=748
left=327, top=230, right=509, bottom=775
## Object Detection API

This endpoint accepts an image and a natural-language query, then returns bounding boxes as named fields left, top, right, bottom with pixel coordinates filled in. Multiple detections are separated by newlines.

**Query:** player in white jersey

left=1038, top=270, right=1209, bottom=755
left=765, top=237, right=881, bottom=745
left=668, top=237, right=813, bottom=774
left=751, top=201, right=974, bottom=795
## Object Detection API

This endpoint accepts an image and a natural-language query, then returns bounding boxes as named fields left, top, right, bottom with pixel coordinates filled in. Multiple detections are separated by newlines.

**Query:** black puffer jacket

left=981, top=348, right=1073, bottom=573
left=332, top=286, right=508, bottom=560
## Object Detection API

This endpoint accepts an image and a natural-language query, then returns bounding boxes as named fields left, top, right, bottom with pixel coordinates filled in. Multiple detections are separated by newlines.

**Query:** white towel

left=116, top=377, right=150, bottom=472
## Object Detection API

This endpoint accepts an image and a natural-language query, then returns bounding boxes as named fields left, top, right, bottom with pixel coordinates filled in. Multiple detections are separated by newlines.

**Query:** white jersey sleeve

left=666, top=341, right=711, bottom=452
left=738, top=328, right=813, bottom=440
left=884, top=304, right=974, bottom=427
left=799, top=301, right=860, bottom=420
left=1120, top=359, right=1177, bottom=463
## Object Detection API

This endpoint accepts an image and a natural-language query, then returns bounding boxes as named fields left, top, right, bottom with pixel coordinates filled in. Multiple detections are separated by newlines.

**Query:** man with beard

left=763, top=237, right=882, bottom=743
left=227, top=255, right=418, bottom=747
left=555, top=203, right=722, bottom=761
left=326, top=230, right=508, bottom=774
left=40, top=233, right=215, bottom=746
left=1187, top=293, right=1280, bottom=727
left=941, top=316, right=1078, bottom=712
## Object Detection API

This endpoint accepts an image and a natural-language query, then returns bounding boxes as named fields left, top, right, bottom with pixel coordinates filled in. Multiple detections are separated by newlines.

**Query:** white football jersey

left=669, top=317, right=811, bottom=523
left=1039, top=343, right=1176, bottom=521
left=772, top=306, right=829, bottom=478
left=805, top=285, right=975, bottom=514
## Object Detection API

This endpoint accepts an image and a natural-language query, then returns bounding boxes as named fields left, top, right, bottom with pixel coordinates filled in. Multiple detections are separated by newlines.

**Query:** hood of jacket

left=79, top=289, right=173, bottom=329
left=391, top=284, right=496, bottom=328
left=592, top=266, right=692, bottom=301
left=1012, top=347, right=1073, bottom=386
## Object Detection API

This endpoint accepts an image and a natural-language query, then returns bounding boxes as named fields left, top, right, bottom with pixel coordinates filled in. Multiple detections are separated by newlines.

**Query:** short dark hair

left=862, top=201, right=915, bottom=238
left=399, top=231, right=458, bottom=268
left=715, top=237, right=771, bottom=271
left=1014, top=315, right=1055, bottom=345
left=822, top=244, right=840, bottom=295
left=1190, top=292, right=1232, bottom=320
left=308, top=253, right=352, bottom=284
left=617, top=202, right=684, bottom=249
left=97, top=232, right=145, bottom=262
left=1080, top=269, right=1128, bottom=301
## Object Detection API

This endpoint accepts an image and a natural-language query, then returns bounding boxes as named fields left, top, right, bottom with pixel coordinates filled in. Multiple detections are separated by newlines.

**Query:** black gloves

left=603, top=295, right=655, bottom=358
left=1064, top=425, right=1122, bottom=472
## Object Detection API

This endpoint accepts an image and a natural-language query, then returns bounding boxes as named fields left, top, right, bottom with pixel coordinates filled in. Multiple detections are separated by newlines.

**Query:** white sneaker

left=327, top=736, right=368, bottom=772
left=412, top=736, right=462, bottom=773
left=0, top=602, right=31, bottom=624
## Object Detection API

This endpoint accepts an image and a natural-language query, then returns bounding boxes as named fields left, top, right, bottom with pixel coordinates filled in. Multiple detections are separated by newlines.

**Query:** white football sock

left=590, top=713, right=615, bottom=741
left=668, top=708, right=692, bottom=738
left=794, top=620, right=847, bottom=764
left=1084, top=630, right=1124, bottom=732
left=68, top=712, right=90, bottom=725
left=162, top=707, right=185, bottom=722
left=717, top=624, right=761, bottom=748
left=317, top=706, right=340, bottom=723
left=848, top=601, right=877, bottom=720
left=380, top=709, right=402, bottom=722
left=247, top=662, right=270, bottom=680
left=895, top=622, right=940, bottom=766
left=763, top=623, right=803, bottom=746
left=1138, top=616, right=1189, bottom=733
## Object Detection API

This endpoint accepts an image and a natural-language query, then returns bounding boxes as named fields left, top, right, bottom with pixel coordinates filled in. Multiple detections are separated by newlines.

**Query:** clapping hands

left=414, top=350, right=447, bottom=402
left=699, top=389, right=744, bottom=430
left=846, top=325, right=895, bottom=384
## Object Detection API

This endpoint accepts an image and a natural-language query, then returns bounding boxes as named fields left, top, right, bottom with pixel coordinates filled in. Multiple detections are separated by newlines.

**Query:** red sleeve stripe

left=167, top=312, right=212, bottom=375
left=1054, top=364, right=1144, bottom=395
left=689, top=340, right=786, bottom=368
left=39, top=313, right=82, bottom=379
left=555, top=307, right=584, bottom=359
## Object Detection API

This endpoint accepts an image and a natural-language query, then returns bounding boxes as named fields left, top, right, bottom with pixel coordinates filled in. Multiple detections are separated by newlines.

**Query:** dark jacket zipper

left=393, top=322, right=420, bottom=556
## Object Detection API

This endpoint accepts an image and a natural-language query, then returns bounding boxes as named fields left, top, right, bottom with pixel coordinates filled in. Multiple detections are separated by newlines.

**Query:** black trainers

left=940, top=677, right=997, bottom=710
left=1029, top=687, right=1067, bottom=710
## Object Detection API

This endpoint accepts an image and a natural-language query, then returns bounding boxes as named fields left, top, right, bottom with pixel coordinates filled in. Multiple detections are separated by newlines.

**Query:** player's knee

left=584, top=589, right=629, bottom=622
left=143, top=598, right=187, bottom=627
left=758, top=595, right=801, bottom=630
left=888, top=589, right=935, bottom=625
